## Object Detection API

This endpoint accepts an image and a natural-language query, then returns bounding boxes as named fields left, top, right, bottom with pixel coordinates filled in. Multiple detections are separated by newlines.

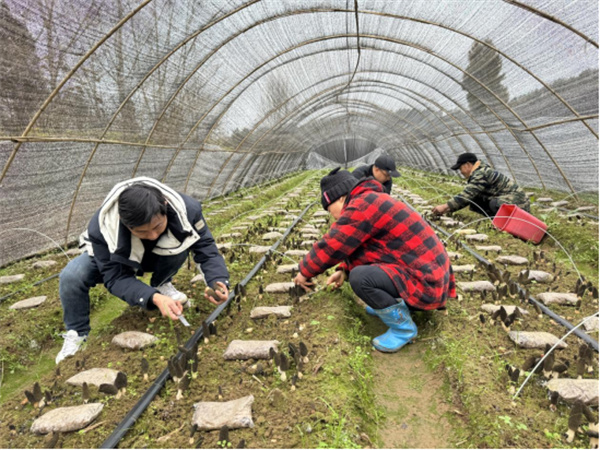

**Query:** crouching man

left=56, top=177, right=229, bottom=364
left=294, top=168, right=455, bottom=353
left=432, top=152, right=530, bottom=217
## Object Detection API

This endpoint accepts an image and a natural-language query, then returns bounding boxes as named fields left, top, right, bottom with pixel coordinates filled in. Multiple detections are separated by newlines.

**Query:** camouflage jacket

left=447, top=162, right=529, bottom=212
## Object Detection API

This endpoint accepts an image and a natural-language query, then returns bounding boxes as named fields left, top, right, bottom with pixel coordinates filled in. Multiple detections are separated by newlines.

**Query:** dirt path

left=371, top=340, right=454, bottom=449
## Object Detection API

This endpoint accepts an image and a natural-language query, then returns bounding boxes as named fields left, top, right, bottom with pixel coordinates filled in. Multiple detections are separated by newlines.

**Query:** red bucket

left=492, top=204, right=547, bottom=244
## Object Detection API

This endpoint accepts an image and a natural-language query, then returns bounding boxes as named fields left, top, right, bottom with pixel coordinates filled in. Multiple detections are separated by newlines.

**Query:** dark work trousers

left=348, top=265, right=400, bottom=310
left=468, top=196, right=502, bottom=217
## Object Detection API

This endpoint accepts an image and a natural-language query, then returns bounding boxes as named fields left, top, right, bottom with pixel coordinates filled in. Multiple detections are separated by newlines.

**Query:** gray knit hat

left=320, top=167, right=358, bottom=210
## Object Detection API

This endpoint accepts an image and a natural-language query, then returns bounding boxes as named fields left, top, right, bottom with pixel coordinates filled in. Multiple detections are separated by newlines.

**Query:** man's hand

left=205, top=281, right=229, bottom=305
left=152, top=293, right=183, bottom=320
left=432, top=204, right=450, bottom=216
left=293, top=272, right=314, bottom=292
left=326, top=270, right=347, bottom=289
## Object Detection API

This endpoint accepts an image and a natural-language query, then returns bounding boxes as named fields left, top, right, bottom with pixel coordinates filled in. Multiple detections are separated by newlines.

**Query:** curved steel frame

left=0, top=4, right=593, bottom=245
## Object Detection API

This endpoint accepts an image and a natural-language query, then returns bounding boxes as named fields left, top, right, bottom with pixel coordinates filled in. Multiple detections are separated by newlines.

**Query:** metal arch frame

left=265, top=109, right=425, bottom=169
left=211, top=77, right=469, bottom=191
left=370, top=82, right=504, bottom=169
left=0, top=0, right=154, bottom=185
left=287, top=108, right=427, bottom=167
left=211, top=35, right=579, bottom=192
left=130, top=10, right=591, bottom=189
left=188, top=35, right=584, bottom=198
left=306, top=126, right=425, bottom=169
left=196, top=50, right=491, bottom=196
left=184, top=35, right=549, bottom=199
left=5, top=5, right=592, bottom=185
left=171, top=34, right=580, bottom=198
left=291, top=107, right=431, bottom=168
left=324, top=86, right=490, bottom=166
left=0, top=5, right=590, bottom=240
left=210, top=78, right=457, bottom=194
left=324, top=83, right=462, bottom=167
left=278, top=105, right=432, bottom=168
left=60, top=0, right=262, bottom=242
left=127, top=9, right=355, bottom=178
left=335, top=84, right=465, bottom=165
left=224, top=63, right=518, bottom=183
left=502, top=0, right=598, bottom=48
left=296, top=98, right=438, bottom=163
left=274, top=93, right=446, bottom=165
left=217, top=72, right=517, bottom=195
left=359, top=10, right=599, bottom=140
left=213, top=49, right=530, bottom=193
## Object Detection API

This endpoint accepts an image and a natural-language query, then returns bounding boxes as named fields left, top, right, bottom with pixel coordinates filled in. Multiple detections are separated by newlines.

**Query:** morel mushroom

left=521, top=355, right=540, bottom=373
left=25, top=381, right=45, bottom=409
left=176, top=374, right=189, bottom=401
left=505, top=365, right=520, bottom=394
left=46, top=432, right=60, bottom=449
left=551, top=360, right=570, bottom=379
left=141, top=357, right=149, bottom=382
left=278, top=353, right=289, bottom=382
left=190, top=344, right=199, bottom=379
left=218, top=425, right=230, bottom=447
left=548, top=390, right=559, bottom=412
left=99, top=383, right=118, bottom=397
left=168, top=356, right=186, bottom=384
left=82, top=382, right=90, bottom=404
left=202, top=322, right=211, bottom=344
left=115, top=371, right=128, bottom=398
left=44, top=389, right=52, bottom=406
left=542, top=345, right=555, bottom=379
left=506, top=364, right=520, bottom=383
left=567, top=401, right=583, bottom=443
left=299, top=342, right=309, bottom=363
left=576, top=356, right=586, bottom=379
left=189, top=424, right=198, bottom=445
left=246, top=362, right=264, bottom=376
left=99, top=371, right=127, bottom=399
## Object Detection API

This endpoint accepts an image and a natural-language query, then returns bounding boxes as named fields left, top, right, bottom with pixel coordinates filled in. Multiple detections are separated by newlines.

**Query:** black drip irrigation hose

left=0, top=273, right=59, bottom=304
left=100, top=200, right=317, bottom=449
left=396, top=194, right=599, bottom=353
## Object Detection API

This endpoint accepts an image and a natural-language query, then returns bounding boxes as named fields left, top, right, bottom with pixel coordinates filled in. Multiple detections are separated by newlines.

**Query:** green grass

left=402, top=167, right=598, bottom=449
left=295, top=283, right=383, bottom=448
left=0, top=295, right=126, bottom=403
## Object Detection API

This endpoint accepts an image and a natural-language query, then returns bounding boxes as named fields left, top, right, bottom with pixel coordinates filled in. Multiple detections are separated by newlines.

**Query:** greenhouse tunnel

left=0, top=0, right=598, bottom=267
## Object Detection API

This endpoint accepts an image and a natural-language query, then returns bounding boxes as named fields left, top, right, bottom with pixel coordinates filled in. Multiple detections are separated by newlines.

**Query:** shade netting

left=0, top=0, right=597, bottom=266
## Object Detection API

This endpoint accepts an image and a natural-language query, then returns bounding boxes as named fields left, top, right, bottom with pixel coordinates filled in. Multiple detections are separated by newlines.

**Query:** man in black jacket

left=56, top=177, right=229, bottom=364
left=351, top=154, right=401, bottom=194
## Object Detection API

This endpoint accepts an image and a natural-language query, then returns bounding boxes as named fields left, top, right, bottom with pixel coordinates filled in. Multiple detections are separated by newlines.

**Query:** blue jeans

left=59, top=251, right=188, bottom=335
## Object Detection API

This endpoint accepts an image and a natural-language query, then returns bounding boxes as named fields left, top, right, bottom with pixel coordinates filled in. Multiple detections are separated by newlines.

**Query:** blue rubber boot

left=365, top=305, right=377, bottom=316
left=371, top=301, right=417, bottom=353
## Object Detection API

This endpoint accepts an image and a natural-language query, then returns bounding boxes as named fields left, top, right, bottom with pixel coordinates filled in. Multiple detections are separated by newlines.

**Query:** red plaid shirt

left=300, top=180, right=455, bottom=310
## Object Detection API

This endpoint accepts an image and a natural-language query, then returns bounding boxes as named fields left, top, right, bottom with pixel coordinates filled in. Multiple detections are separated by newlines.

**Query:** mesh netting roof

left=0, top=0, right=598, bottom=266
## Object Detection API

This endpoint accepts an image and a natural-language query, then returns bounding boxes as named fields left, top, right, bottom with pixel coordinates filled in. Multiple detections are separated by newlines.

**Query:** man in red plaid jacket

left=294, top=168, right=455, bottom=353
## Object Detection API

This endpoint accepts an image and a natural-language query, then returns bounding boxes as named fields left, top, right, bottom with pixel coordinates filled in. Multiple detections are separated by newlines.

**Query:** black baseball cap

left=374, top=155, right=401, bottom=177
left=450, top=153, right=478, bottom=170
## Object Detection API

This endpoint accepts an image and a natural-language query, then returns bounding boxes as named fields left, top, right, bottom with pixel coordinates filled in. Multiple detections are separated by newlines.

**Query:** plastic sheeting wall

left=0, top=0, right=598, bottom=266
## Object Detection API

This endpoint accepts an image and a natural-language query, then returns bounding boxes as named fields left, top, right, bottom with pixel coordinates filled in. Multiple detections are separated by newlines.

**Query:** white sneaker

left=157, top=282, right=190, bottom=308
left=56, top=330, right=87, bottom=364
